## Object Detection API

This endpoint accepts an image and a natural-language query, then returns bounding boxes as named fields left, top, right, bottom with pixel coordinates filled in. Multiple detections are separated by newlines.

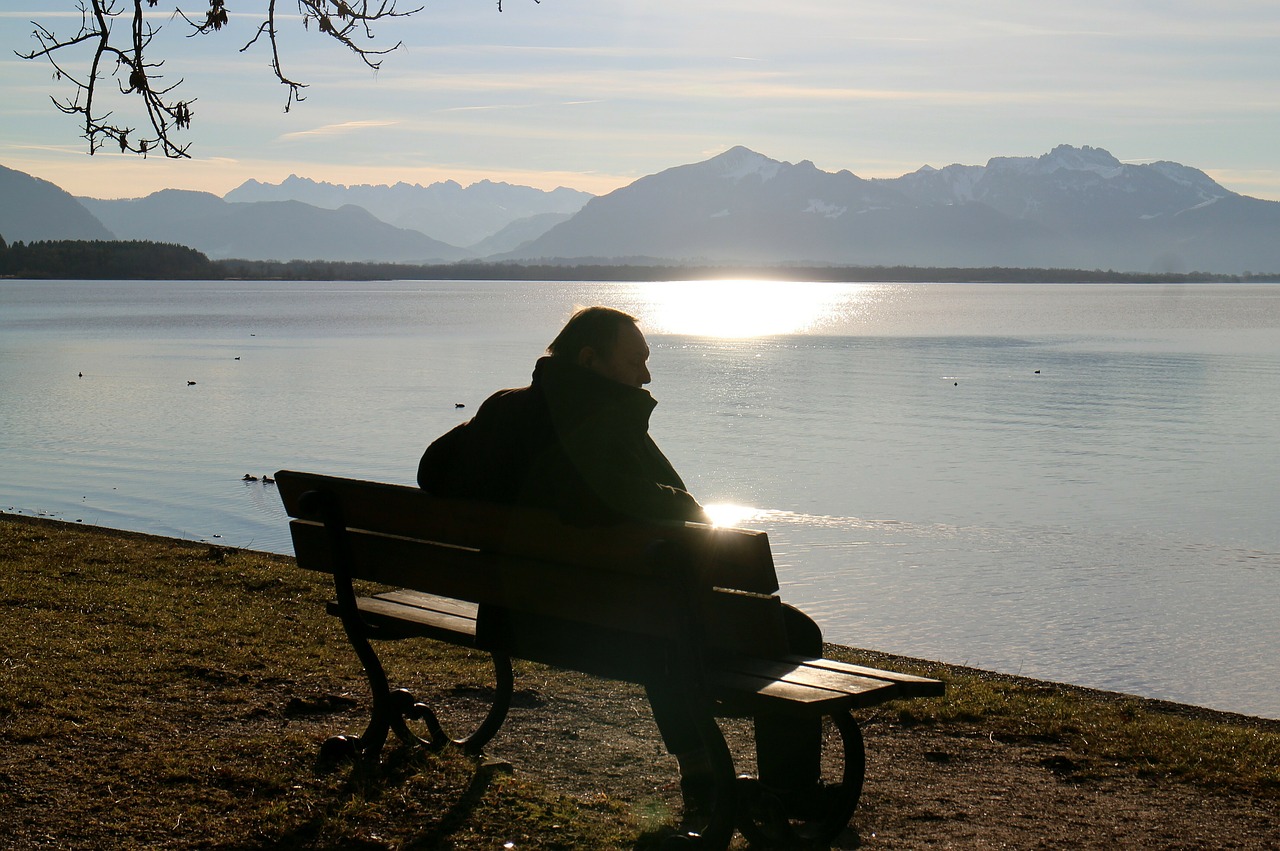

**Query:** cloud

left=278, top=120, right=399, bottom=141
left=439, top=99, right=604, bottom=113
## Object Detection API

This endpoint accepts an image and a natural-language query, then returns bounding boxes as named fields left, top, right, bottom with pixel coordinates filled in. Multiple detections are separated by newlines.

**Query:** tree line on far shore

left=0, top=236, right=218, bottom=280
left=1, top=235, right=1274, bottom=284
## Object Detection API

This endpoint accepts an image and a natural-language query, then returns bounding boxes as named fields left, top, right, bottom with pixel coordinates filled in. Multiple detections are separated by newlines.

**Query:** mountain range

left=3, top=145, right=1278, bottom=273
left=223, top=175, right=590, bottom=249
left=500, top=145, right=1280, bottom=274
left=78, top=190, right=472, bottom=264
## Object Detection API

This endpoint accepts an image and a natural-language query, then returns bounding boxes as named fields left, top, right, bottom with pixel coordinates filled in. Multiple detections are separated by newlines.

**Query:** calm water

left=3, top=279, right=1278, bottom=718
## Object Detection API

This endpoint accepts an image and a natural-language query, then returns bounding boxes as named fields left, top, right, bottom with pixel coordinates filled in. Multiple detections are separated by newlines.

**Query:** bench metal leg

left=735, top=708, right=866, bottom=848
left=402, top=652, right=514, bottom=754
left=323, top=648, right=515, bottom=765
left=326, top=611, right=411, bottom=764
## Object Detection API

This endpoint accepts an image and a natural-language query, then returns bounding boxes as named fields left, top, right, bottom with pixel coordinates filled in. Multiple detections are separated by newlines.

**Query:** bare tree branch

left=19, top=0, right=192, bottom=157
left=18, top=1, right=539, bottom=159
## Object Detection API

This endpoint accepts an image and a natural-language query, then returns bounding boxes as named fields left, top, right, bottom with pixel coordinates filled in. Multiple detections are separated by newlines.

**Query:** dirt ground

left=462, top=667, right=1280, bottom=849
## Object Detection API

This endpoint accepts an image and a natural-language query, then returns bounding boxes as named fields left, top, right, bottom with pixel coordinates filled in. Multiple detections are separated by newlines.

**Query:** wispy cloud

left=439, top=99, right=604, bottom=113
left=2, top=142, right=86, bottom=155
left=278, top=120, right=399, bottom=141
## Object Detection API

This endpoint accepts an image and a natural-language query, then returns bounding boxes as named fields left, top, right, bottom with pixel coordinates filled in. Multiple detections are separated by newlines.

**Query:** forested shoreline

left=1, top=236, right=1274, bottom=283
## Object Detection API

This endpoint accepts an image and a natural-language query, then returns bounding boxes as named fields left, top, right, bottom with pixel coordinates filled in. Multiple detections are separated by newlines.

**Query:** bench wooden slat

left=374, top=590, right=480, bottom=621
left=720, top=656, right=906, bottom=699
left=334, top=595, right=479, bottom=645
left=712, top=669, right=897, bottom=715
left=275, top=469, right=779, bottom=594
left=786, top=655, right=946, bottom=699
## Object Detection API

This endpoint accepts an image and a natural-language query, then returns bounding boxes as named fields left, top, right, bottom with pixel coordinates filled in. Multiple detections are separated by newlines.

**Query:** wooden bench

left=276, top=470, right=943, bottom=849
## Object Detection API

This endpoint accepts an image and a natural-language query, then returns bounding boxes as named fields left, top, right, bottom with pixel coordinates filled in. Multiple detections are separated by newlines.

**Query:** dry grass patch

left=0, top=516, right=634, bottom=849
left=829, top=646, right=1280, bottom=796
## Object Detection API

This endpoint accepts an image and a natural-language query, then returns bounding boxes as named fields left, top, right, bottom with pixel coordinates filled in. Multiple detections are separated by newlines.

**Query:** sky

left=2, top=1, right=1279, bottom=201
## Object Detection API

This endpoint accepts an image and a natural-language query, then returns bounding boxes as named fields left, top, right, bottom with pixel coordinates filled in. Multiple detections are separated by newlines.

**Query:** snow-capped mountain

left=504, top=145, right=1277, bottom=274
left=500, top=146, right=919, bottom=265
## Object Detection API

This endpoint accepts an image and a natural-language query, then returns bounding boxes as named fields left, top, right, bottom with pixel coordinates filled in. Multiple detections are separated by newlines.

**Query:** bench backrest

left=275, top=470, right=790, bottom=659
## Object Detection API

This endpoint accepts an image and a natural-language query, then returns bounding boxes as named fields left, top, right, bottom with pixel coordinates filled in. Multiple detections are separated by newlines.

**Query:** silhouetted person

left=419, top=306, right=821, bottom=810
left=420, top=306, right=705, bottom=526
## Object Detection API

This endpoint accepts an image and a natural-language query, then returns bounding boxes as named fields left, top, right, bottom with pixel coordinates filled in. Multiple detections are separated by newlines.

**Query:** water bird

left=1035, top=369, right=1041, bottom=374
left=78, top=372, right=83, bottom=378
left=235, top=357, right=241, bottom=361
left=243, top=474, right=259, bottom=481
left=188, top=380, right=197, bottom=386
left=262, top=474, right=275, bottom=484
left=455, top=402, right=466, bottom=408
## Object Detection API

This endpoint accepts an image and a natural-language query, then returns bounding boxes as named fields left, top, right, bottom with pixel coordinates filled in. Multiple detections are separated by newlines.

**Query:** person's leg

left=755, top=604, right=823, bottom=792
left=644, top=681, right=716, bottom=810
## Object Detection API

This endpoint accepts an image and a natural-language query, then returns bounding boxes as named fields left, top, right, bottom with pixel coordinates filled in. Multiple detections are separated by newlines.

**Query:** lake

left=2, top=279, right=1278, bottom=718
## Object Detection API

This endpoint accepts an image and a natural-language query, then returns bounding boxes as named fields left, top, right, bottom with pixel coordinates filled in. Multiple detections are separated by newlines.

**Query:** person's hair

left=546, top=306, right=639, bottom=361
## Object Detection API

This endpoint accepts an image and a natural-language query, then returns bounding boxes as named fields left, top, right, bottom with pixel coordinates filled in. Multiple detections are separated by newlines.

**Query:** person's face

left=585, top=322, right=651, bottom=388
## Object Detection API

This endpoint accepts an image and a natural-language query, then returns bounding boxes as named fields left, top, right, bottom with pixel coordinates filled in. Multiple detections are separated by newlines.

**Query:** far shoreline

left=3, top=237, right=1280, bottom=283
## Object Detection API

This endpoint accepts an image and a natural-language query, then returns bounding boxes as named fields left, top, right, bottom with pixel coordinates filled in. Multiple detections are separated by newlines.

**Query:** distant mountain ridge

left=503, top=144, right=1280, bottom=273
left=4, top=144, right=1277, bottom=273
left=223, top=175, right=592, bottom=249
left=79, top=190, right=469, bottom=263
left=0, top=164, right=113, bottom=244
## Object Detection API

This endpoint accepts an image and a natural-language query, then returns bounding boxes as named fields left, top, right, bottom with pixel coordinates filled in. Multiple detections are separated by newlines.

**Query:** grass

left=2, top=513, right=1276, bottom=849
left=827, top=647, right=1280, bottom=795
left=0, top=515, right=635, bottom=849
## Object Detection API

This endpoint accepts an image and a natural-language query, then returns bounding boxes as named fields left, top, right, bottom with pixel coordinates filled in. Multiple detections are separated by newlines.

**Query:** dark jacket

left=418, top=356, right=706, bottom=525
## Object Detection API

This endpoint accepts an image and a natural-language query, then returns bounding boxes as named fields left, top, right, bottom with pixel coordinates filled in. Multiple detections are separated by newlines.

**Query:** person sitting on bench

left=418, top=305, right=822, bottom=811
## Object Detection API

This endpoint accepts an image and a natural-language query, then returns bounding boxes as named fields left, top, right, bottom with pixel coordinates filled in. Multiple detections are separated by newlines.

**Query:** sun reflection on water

left=637, top=280, right=878, bottom=338
left=702, top=502, right=765, bottom=528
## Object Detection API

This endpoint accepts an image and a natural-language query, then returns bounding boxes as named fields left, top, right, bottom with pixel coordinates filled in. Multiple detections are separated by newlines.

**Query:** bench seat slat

left=374, top=590, right=480, bottom=621
left=328, top=595, right=479, bottom=646
left=719, top=656, right=906, bottom=700
left=785, top=655, right=946, bottom=699
left=712, top=670, right=897, bottom=716
left=338, top=594, right=940, bottom=717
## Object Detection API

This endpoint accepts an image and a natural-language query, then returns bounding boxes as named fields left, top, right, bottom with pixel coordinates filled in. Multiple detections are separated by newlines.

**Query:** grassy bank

left=1, top=513, right=1276, bottom=849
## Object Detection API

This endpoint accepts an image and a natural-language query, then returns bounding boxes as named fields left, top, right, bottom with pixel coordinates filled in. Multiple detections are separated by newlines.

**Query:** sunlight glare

left=639, top=280, right=869, bottom=338
left=702, top=502, right=764, bottom=528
